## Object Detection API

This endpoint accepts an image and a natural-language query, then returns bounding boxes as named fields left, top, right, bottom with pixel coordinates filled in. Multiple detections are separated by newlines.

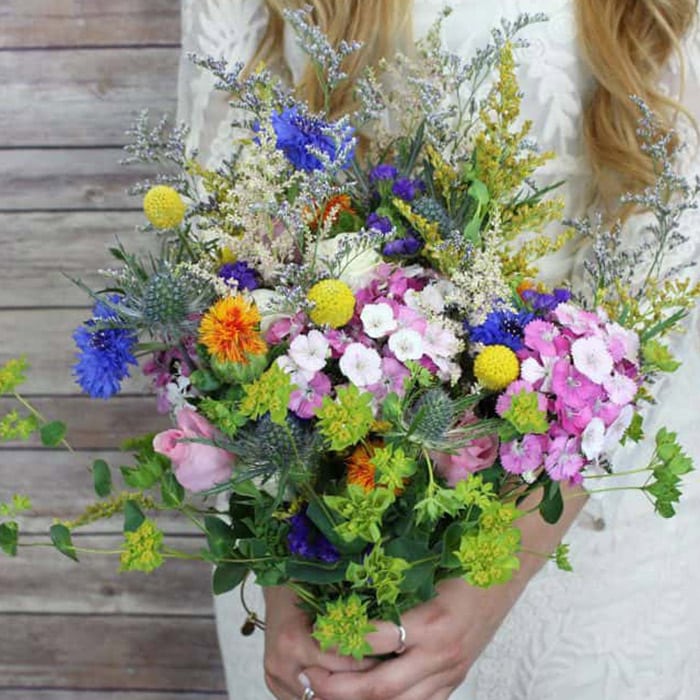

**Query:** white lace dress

left=177, top=2, right=700, bottom=697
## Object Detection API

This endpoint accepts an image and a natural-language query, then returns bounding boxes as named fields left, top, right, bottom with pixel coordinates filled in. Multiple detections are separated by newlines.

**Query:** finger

left=365, top=619, right=409, bottom=656
left=303, top=650, right=433, bottom=700
left=310, top=647, right=380, bottom=672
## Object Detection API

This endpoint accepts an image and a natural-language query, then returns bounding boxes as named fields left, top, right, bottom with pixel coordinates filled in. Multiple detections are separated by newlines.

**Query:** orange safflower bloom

left=199, top=295, right=267, bottom=364
left=346, top=443, right=378, bottom=493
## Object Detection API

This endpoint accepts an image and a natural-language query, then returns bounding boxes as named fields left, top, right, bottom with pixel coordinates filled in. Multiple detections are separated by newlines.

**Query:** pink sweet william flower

left=500, top=434, right=547, bottom=475
left=431, top=411, right=499, bottom=485
left=544, top=434, right=585, bottom=482
left=289, top=371, right=332, bottom=419
left=153, top=407, right=234, bottom=492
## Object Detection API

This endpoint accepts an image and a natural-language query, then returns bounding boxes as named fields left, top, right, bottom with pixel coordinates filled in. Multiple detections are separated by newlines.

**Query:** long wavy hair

left=252, top=0, right=698, bottom=204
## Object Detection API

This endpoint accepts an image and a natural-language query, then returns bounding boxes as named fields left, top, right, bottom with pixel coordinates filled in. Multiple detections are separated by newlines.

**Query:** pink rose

left=153, top=407, right=234, bottom=492
left=431, top=411, right=499, bottom=486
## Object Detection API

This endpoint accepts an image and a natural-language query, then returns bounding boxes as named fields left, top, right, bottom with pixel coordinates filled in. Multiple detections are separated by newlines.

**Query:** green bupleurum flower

left=324, top=484, right=395, bottom=543
left=346, top=544, right=409, bottom=606
left=312, top=593, right=376, bottom=660
left=315, top=384, right=374, bottom=451
left=119, top=519, right=165, bottom=573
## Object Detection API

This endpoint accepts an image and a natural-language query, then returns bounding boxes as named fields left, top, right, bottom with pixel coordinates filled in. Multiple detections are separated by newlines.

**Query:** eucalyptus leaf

left=92, top=459, right=112, bottom=498
left=50, top=524, right=78, bottom=562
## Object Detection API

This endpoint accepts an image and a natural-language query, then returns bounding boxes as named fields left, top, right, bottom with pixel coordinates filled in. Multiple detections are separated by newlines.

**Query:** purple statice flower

left=365, top=212, right=393, bottom=234
left=521, top=287, right=571, bottom=314
left=73, top=298, right=138, bottom=399
left=382, top=234, right=423, bottom=257
left=270, top=106, right=354, bottom=171
left=287, top=509, right=340, bottom=563
left=467, top=308, right=535, bottom=352
left=218, top=261, right=260, bottom=291
left=369, top=163, right=398, bottom=183
left=392, top=177, right=423, bottom=202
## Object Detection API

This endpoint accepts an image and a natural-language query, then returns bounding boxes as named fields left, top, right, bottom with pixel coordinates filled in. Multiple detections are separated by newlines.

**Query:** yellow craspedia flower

left=143, top=185, right=186, bottom=229
left=307, top=279, right=355, bottom=328
left=473, top=345, right=520, bottom=391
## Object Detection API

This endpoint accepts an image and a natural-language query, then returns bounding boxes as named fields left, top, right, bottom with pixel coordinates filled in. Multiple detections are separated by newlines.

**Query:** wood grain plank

left=1, top=535, right=215, bottom=615
left=0, top=692, right=226, bottom=700
left=1, top=48, right=178, bottom=147
left=0, top=450, right=214, bottom=534
left=0, top=0, right=180, bottom=48
left=0, top=614, right=227, bottom=691
left=0, top=212, right=156, bottom=306
left=0, top=309, right=154, bottom=395
left=0, top=148, right=157, bottom=210
left=0, top=397, right=168, bottom=449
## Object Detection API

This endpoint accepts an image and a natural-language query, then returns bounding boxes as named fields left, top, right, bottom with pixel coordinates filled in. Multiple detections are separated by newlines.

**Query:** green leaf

left=286, top=558, right=348, bottom=584
left=440, top=521, right=465, bottom=569
left=92, top=459, right=112, bottom=498
left=539, top=482, right=564, bottom=524
left=49, top=523, right=78, bottom=562
left=190, top=369, right=222, bottom=392
left=205, top=516, right=236, bottom=558
left=40, top=420, right=67, bottom=447
left=212, top=562, right=248, bottom=594
left=161, top=471, right=185, bottom=507
left=468, top=179, right=490, bottom=207
left=120, top=452, right=167, bottom=490
left=306, top=499, right=366, bottom=555
left=0, top=521, right=19, bottom=556
left=642, top=340, right=681, bottom=373
left=124, top=500, right=146, bottom=533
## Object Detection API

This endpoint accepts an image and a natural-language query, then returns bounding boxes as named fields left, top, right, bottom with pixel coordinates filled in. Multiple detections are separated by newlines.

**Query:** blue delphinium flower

left=73, top=298, right=138, bottom=399
left=287, top=509, right=340, bottom=563
left=467, top=308, right=535, bottom=351
left=218, top=261, right=260, bottom=291
left=368, top=163, right=398, bottom=183
left=365, top=212, right=393, bottom=234
left=270, top=106, right=354, bottom=171
left=382, top=234, right=423, bottom=257
left=521, top=287, right=571, bottom=314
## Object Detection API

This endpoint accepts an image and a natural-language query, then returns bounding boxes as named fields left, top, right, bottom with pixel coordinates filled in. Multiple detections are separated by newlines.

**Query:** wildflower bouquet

left=2, top=9, right=697, bottom=659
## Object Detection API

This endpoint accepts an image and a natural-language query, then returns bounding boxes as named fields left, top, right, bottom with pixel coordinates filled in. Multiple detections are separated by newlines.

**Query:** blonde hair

left=252, top=0, right=697, bottom=202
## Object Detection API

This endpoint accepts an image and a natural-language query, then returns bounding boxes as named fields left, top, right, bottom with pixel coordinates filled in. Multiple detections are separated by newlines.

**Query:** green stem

left=12, top=392, right=74, bottom=453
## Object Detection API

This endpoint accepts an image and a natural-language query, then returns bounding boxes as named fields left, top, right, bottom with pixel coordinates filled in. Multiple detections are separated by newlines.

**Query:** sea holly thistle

left=346, top=544, right=410, bottom=606
left=324, top=485, right=395, bottom=543
left=312, top=593, right=376, bottom=660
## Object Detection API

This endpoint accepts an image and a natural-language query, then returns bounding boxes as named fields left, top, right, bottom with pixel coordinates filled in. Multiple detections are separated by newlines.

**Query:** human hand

left=263, top=585, right=378, bottom=700
left=299, top=575, right=524, bottom=700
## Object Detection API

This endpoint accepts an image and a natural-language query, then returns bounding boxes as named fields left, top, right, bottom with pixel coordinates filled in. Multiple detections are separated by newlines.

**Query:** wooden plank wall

left=0, top=2, right=228, bottom=697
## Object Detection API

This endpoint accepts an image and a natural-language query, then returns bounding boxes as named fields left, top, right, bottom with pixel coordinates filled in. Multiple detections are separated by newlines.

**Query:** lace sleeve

left=177, top=0, right=269, bottom=167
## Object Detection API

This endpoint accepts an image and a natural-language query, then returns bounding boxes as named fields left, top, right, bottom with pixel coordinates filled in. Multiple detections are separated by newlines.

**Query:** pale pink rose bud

left=153, top=407, right=234, bottom=492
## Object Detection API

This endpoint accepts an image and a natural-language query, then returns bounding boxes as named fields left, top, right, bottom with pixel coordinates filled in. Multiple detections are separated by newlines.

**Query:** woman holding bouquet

left=178, top=1, right=700, bottom=698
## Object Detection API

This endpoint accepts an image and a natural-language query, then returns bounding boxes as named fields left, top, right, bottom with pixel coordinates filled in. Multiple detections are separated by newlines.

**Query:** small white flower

left=360, top=303, right=397, bottom=338
left=339, top=343, right=382, bottom=387
left=604, top=404, right=635, bottom=452
left=388, top=328, right=424, bottom=362
left=581, top=417, right=606, bottom=460
left=289, top=330, right=329, bottom=376
left=276, top=355, right=309, bottom=387
left=603, top=372, right=638, bottom=405
left=423, top=322, right=460, bottom=359
left=521, top=356, right=556, bottom=392
left=571, top=335, right=614, bottom=384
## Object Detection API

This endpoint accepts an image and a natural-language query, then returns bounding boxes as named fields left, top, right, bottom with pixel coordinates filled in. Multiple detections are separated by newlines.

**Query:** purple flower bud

left=369, top=163, right=398, bottom=183
left=365, top=212, right=393, bottom=234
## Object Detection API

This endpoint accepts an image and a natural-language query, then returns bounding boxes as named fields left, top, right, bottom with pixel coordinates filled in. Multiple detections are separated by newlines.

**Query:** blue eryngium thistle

left=73, top=298, right=138, bottom=399
left=271, top=107, right=355, bottom=172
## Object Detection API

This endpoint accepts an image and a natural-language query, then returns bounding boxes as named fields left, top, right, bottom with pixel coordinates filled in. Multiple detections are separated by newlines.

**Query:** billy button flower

left=473, top=345, right=520, bottom=391
left=198, top=295, right=267, bottom=365
left=307, top=279, right=355, bottom=328
left=143, top=185, right=186, bottom=229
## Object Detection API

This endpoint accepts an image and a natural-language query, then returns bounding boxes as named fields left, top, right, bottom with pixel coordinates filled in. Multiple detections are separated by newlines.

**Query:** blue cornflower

left=218, top=261, right=260, bottom=291
left=392, top=177, right=423, bottom=202
left=287, top=510, right=340, bottom=563
left=73, top=299, right=138, bottom=399
left=365, top=212, right=393, bottom=234
left=521, top=287, right=571, bottom=314
left=382, top=234, right=423, bottom=257
left=467, top=308, right=535, bottom=351
left=270, top=107, right=354, bottom=171
left=369, top=163, right=398, bottom=183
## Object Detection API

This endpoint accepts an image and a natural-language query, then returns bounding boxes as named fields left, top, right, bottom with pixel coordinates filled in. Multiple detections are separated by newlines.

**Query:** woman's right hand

left=263, top=585, right=377, bottom=700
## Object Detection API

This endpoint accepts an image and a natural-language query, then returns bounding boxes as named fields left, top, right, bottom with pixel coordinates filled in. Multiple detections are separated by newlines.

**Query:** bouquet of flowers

left=1, top=8, right=697, bottom=659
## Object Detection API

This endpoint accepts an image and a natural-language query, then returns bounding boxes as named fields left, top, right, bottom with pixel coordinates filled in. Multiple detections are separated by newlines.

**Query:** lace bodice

left=179, top=2, right=700, bottom=698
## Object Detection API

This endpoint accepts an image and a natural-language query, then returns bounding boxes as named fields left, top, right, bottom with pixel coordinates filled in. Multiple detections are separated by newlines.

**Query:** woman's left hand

left=300, top=575, right=525, bottom=700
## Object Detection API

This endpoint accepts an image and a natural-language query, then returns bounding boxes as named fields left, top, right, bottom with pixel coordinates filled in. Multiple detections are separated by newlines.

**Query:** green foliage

left=0, top=494, right=32, bottom=518
left=324, top=485, right=395, bottom=543
left=239, top=363, right=295, bottom=425
left=92, top=459, right=112, bottom=498
left=539, top=480, right=564, bottom=524
left=40, top=420, right=67, bottom=447
left=312, top=593, right=376, bottom=660
left=553, top=543, right=573, bottom=572
left=212, top=563, right=249, bottom=594
left=642, top=339, right=681, bottom=373
left=372, top=444, right=417, bottom=492
left=205, top=515, right=236, bottom=559
left=199, top=396, right=248, bottom=438
left=0, top=356, right=29, bottom=395
left=0, top=521, right=19, bottom=557
left=120, top=441, right=171, bottom=491
left=315, top=385, right=374, bottom=451
left=644, top=428, right=693, bottom=518
left=347, top=544, right=409, bottom=605
left=50, top=524, right=78, bottom=562
left=0, top=410, right=39, bottom=442
left=123, top=500, right=146, bottom=532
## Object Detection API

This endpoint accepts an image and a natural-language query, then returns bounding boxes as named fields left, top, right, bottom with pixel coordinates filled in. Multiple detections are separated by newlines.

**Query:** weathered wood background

left=0, top=1, right=228, bottom=696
